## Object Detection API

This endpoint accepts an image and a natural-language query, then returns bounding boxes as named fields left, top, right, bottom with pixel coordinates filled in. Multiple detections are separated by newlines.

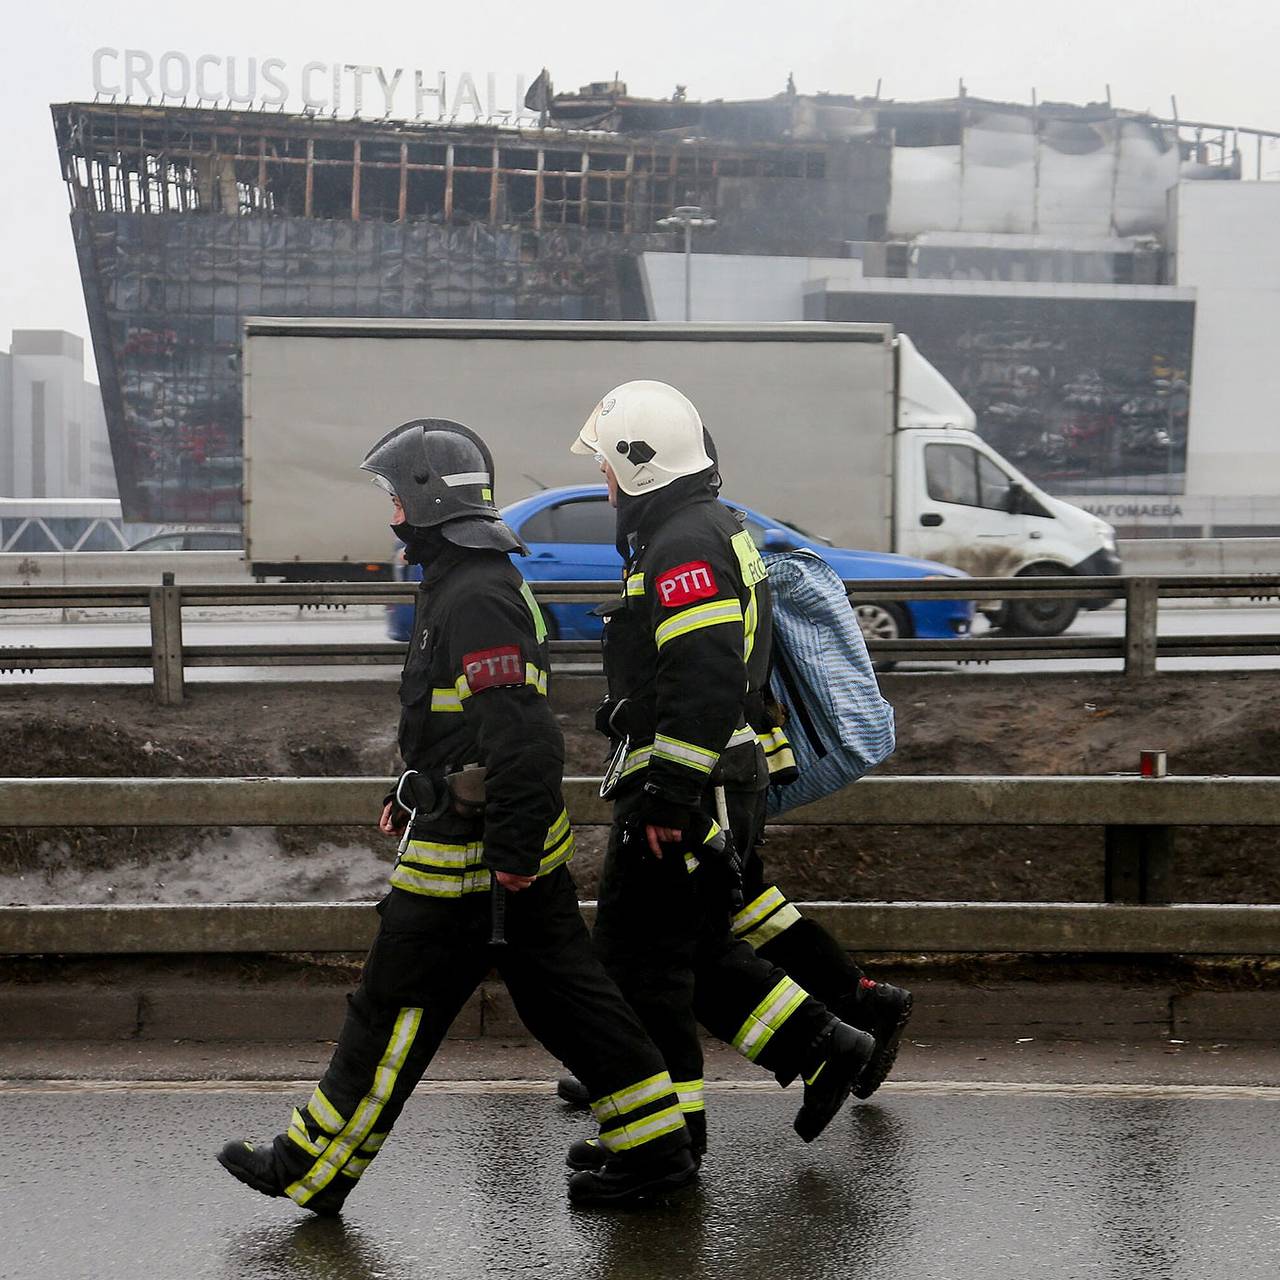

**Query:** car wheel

left=852, top=601, right=909, bottom=642
left=1000, top=563, right=1079, bottom=637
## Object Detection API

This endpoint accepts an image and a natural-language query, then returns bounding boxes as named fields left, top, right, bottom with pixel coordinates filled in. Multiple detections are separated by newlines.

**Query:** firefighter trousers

left=271, top=869, right=689, bottom=1211
left=725, top=788, right=868, bottom=1017
left=593, top=807, right=838, bottom=1150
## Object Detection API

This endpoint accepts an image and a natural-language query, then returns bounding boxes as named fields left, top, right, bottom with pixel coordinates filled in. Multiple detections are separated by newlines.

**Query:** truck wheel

left=853, top=602, right=909, bottom=642
left=1001, top=564, right=1079, bottom=637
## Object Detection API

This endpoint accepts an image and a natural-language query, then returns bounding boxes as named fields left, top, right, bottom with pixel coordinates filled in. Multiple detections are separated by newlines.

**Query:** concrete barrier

left=0, top=550, right=252, bottom=587
left=0, top=975, right=1224, bottom=1044
left=1118, top=537, right=1280, bottom=576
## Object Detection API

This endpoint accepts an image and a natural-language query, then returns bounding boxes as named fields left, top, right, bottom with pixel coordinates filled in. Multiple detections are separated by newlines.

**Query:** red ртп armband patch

left=655, top=561, right=718, bottom=608
left=461, top=645, right=525, bottom=692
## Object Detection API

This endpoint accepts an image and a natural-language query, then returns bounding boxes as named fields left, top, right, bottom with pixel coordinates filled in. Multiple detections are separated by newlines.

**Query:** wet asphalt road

left=7, top=1083, right=1280, bottom=1280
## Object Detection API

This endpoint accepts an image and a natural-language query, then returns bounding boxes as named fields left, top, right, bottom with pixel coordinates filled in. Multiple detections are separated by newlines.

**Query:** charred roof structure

left=54, top=90, right=1266, bottom=521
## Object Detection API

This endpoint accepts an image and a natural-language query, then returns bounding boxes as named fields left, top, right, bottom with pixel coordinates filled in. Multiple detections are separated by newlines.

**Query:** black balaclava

left=394, top=521, right=451, bottom=567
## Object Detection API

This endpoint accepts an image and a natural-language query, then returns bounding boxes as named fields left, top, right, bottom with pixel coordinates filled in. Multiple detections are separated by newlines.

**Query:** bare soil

left=3, top=671, right=1279, bottom=906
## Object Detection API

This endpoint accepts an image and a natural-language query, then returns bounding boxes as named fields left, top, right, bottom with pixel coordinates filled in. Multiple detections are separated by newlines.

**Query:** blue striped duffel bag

left=762, top=549, right=896, bottom=817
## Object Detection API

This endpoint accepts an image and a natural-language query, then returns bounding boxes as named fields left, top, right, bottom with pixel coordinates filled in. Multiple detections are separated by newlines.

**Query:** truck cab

left=891, top=337, right=1121, bottom=635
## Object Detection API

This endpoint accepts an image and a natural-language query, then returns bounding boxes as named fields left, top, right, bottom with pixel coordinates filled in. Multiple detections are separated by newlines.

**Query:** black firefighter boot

left=217, top=1140, right=345, bottom=1217
left=218, top=1140, right=285, bottom=1199
left=557, top=1074, right=591, bottom=1109
left=568, top=1145, right=699, bottom=1207
left=566, top=1134, right=608, bottom=1171
left=838, top=978, right=914, bottom=1101
left=793, top=1020, right=876, bottom=1144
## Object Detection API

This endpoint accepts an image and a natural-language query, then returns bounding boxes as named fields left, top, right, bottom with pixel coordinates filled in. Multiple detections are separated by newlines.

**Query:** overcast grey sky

left=5, top=0, right=1280, bottom=369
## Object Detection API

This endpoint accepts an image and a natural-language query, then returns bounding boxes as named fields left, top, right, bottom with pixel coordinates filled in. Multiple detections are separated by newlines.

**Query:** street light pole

left=656, top=205, right=717, bottom=321
left=682, top=219, right=693, bottom=321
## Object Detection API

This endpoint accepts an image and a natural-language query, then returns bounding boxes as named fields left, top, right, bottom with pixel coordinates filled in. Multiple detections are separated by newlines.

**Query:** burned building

left=54, top=89, right=1255, bottom=521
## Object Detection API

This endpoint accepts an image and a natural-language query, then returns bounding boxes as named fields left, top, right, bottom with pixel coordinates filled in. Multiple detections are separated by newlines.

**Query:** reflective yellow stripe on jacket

left=539, top=807, right=575, bottom=876
left=651, top=733, right=720, bottom=775
left=731, top=528, right=768, bottom=661
left=757, top=726, right=797, bottom=777
left=391, top=807, right=575, bottom=897
left=653, top=598, right=744, bottom=651
left=620, top=724, right=757, bottom=784
left=446, top=663, right=549, bottom=705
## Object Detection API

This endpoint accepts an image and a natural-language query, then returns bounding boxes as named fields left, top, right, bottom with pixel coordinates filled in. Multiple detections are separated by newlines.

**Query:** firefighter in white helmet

left=564, top=379, right=902, bottom=1170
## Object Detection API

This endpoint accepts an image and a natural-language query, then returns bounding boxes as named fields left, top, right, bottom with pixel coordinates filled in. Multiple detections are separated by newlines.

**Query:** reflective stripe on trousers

left=284, top=1006, right=422, bottom=1206
left=730, top=977, right=808, bottom=1062
left=732, top=886, right=803, bottom=950
left=590, top=1069, right=688, bottom=1155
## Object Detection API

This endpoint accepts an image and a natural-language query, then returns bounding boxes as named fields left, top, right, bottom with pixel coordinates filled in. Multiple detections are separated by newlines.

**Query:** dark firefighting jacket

left=393, top=545, right=573, bottom=895
left=601, top=484, right=773, bottom=827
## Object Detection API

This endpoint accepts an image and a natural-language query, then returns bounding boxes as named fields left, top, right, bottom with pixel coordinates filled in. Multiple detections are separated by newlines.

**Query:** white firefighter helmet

left=571, top=380, right=713, bottom=496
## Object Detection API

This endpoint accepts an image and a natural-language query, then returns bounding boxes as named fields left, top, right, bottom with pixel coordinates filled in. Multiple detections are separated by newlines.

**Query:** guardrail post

left=149, top=573, right=184, bottom=705
left=1123, top=577, right=1158, bottom=679
left=1104, top=825, right=1173, bottom=903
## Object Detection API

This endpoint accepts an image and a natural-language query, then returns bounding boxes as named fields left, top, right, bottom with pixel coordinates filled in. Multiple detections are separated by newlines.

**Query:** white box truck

left=242, top=319, right=1120, bottom=634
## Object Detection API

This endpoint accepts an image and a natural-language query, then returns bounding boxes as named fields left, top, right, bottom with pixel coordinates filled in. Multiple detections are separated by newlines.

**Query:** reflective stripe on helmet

left=359, top=419, right=502, bottom=530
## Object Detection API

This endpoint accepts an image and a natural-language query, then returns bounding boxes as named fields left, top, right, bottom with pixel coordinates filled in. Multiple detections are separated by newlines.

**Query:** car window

left=517, top=507, right=558, bottom=543
left=189, top=532, right=242, bottom=550
left=925, top=444, right=980, bottom=506
left=977, top=454, right=1014, bottom=510
left=520, top=498, right=615, bottom=544
left=132, top=533, right=185, bottom=551
left=927, top=444, right=1021, bottom=512
left=554, top=499, right=616, bottom=544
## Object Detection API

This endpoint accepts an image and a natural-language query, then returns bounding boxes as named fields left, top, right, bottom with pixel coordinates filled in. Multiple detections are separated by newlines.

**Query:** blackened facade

left=55, top=93, right=1251, bottom=520
left=809, top=288, right=1194, bottom=494
left=55, top=101, right=889, bottom=521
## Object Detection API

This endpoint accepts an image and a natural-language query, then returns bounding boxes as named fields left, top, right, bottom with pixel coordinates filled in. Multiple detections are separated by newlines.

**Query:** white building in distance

left=0, top=330, right=115, bottom=499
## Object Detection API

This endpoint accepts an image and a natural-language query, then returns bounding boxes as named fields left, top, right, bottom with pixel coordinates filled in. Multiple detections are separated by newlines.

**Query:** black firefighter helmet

left=359, top=418, right=525, bottom=554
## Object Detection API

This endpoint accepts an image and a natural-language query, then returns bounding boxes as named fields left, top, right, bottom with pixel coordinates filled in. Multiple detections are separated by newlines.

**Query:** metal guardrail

left=6, top=901, right=1279, bottom=957
left=4, top=774, right=1280, bottom=955
left=1, top=573, right=1278, bottom=702
left=6, top=774, right=1280, bottom=829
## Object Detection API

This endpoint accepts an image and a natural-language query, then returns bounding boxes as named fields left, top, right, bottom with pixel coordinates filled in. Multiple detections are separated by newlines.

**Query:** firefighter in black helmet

left=218, top=418, right=695, bottom=1212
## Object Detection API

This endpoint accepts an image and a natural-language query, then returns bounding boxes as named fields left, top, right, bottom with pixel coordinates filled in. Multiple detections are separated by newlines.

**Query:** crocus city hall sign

left=91, top=49, right=539, bottom=122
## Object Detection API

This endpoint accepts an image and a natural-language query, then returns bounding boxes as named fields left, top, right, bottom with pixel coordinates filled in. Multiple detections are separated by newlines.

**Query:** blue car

left=389, top=485, right=973, bottom=643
